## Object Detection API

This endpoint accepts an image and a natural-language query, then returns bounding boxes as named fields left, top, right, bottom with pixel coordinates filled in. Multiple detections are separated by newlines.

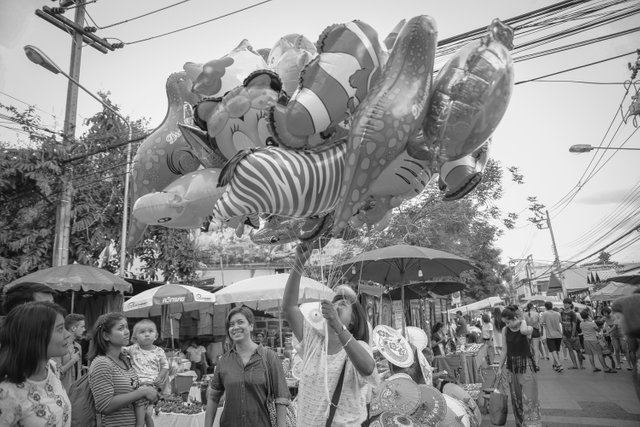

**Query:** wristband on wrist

left=343, top=336, right=354, bottom=347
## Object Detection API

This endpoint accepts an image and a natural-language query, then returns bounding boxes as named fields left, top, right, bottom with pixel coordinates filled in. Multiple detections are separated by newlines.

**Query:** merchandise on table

left=154, top=395, right=205, bottom=415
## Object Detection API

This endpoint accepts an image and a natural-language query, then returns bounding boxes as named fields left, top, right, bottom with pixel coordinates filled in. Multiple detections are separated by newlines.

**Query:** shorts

left=583, top=341, right=601, bottom=356
left=547, top=338, right=562, bottom=353
left=562, top=336, right=582, bottom=352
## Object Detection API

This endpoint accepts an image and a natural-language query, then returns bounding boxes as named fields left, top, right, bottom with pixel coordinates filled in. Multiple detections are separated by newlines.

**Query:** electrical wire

left=86, top=0, right=192, bottom=30
left=123, top=0, right=272, bottom=45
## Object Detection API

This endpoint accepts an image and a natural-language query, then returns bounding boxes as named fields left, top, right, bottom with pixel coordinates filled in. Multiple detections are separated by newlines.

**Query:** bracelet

left=343, top=336, right=354, bottom=347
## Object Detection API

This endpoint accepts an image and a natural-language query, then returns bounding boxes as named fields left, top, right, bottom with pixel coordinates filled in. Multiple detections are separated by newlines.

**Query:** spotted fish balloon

left=332, top=15, right=438, bottom=235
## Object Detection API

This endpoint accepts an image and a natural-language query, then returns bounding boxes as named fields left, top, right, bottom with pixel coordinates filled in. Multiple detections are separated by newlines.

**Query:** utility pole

left=545, top=210, right=566, bottom=298
left=525, top=254, right=534, bottom=296
left=51, top=4, right=84, bottom=267
left=35, top=2, right=116, bottom=266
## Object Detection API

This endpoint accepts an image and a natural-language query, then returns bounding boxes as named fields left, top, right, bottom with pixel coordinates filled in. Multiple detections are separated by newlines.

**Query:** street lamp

left=25, top=45, right=134, bottom=277
left=569, top=144, right=640, bottom=153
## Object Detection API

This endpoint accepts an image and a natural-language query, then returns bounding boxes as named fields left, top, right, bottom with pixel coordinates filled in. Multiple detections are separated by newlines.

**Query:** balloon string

left=323, top=321, right=331, bottom=417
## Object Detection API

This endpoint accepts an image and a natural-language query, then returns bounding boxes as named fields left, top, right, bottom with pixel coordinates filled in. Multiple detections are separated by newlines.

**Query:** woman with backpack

left=88, top=312, right=159, bottom=427
left=0, top=301, right=72, bottom=426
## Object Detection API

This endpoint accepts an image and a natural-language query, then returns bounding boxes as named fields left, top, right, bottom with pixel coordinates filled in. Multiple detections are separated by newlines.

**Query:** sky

left=1, top=0, right=639, bottom=269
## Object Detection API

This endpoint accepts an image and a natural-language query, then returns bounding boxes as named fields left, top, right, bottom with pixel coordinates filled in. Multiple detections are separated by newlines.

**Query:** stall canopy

left=590, top=281, right=637, bottom=301
left=448, top=296, right=504, bottom=314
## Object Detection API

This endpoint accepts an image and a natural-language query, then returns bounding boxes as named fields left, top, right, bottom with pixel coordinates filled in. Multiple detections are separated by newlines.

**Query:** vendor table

left=153, top=412, right=207, bottom=427
left=433, top=344, right=487, bottom=384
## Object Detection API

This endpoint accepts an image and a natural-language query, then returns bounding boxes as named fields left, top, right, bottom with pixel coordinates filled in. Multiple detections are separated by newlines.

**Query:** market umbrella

left=590, top=281, right=637, bottom=301
left=340, top=245, right=475, bottom=284
left=338, top=245, right=475, bottom=334
left=123, top=284, right=216, bottom=347
left=5, top=263, right=132, bottom=312
left=387, top=281, right=466, bottom=300
left=606, top=267, right=640, bottom=285
left=214, top=273, right=334, bottom=310
left=214, top=273, right=334, bottom=346
left=122, top=284, right=216, bottom=317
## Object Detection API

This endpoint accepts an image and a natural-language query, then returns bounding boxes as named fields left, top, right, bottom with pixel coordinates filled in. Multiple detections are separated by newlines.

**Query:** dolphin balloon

left=127, top=71, right=201, bottom=249
left=132, top=168, right=225, bottom=229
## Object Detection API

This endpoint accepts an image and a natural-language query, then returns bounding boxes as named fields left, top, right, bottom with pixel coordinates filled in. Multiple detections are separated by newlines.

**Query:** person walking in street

left=0, top=301, right=72, bottom=427
left=204, top=306, right=290, bottom=427
left=524, top=303, right=541, bottom=370
left=283, top=243, right=376, bottom=426
left=498, top=307, right=542, bottom=427
left=580, top=311, right=615, bottom=373
left=602, top=306, right=633, bottom=370
left=561, top=298, right=583, bottom=369
left=540, top=301, right=564, bottom=372
left=481, top=313, right=495, bottom=365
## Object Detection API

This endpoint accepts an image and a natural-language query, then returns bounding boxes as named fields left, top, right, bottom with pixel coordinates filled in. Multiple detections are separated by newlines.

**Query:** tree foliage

left=0, top=97, right=201, bottom=285
left=334, top=159, right=520, bottom=303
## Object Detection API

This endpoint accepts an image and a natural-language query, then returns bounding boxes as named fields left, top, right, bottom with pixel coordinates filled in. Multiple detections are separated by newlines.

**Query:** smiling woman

left=0, top=301, right=72, bottom=427
left=205, top=306, right=290, bottom=427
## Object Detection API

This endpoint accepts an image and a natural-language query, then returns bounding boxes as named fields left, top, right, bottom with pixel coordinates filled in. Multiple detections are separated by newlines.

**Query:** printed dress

left=0, top=365, right=71, bottom=427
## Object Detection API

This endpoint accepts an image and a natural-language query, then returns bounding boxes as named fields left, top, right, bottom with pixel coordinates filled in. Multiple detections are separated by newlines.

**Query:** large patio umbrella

left=339, top=245, right=475, bottom=284
left=338, top=245, right=475, bottom=334
left=123, top=284, right=216, bottom=347
left=387, top=281, right=466, bottom=300
left=4, top=264, right=132, bottom=312
left=214, top=273, right=334, bottom=310
left=214, top=273, right=334, bottom=346
left=122, top=284, right=216, bottom=317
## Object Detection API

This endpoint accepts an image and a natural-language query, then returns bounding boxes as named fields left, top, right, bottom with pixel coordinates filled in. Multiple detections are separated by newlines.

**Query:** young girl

left=124, top=319, right=169, bottom=427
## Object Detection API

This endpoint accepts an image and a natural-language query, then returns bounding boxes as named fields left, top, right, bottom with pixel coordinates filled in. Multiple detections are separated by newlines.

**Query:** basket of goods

left=154, top=396, right=205, bottom=415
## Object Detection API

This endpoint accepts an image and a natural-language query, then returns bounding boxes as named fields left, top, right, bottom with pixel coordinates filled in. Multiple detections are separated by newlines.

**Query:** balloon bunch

left=130, top=16, right=514, bottom=247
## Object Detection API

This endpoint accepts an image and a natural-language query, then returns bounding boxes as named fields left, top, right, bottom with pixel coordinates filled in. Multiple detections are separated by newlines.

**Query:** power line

left=84, top=0, right=191, bottom=30
left=515, top=50, right=638, bottom=85
left=123, top=0, right=272, bottom=45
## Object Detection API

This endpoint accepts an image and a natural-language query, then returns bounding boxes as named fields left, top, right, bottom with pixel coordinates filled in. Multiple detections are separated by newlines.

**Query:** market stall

left=433, top=343, right=487, bottom=384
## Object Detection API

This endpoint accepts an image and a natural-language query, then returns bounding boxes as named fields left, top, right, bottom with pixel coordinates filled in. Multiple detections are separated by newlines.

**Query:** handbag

left=488, top=372, right=508, bottom=426
left=326, top=361, right=347, bottom=427
left=261, top=349, right=296, bottom=427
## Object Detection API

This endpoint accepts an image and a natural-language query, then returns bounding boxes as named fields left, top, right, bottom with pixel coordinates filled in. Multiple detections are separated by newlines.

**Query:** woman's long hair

left=0, top=301, right=67, bottom=383
left=88, top=312, right=127, bottom=361
left=493, top=307, right=504, bottom=329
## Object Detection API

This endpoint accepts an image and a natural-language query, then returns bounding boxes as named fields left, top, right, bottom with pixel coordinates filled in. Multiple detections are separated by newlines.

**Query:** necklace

left=106, top=353, right=126, bottom=369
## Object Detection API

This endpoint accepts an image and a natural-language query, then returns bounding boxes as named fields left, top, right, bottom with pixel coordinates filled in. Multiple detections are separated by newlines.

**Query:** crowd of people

left=0, top=254, right=638, bottom=427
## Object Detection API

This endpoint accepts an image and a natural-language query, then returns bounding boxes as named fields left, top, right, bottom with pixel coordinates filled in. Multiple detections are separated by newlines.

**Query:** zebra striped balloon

left=212, top=142, right=347, bottom=221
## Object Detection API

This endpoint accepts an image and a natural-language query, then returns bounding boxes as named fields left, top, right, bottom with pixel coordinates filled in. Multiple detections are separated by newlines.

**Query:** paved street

left=480, top=357, right=640, bottom=427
